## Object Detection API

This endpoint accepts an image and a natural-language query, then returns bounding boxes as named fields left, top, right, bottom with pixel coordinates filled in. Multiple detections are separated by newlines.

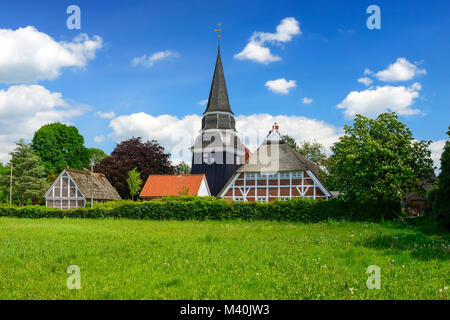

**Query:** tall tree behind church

left=95, top=137, right=173, bottom=199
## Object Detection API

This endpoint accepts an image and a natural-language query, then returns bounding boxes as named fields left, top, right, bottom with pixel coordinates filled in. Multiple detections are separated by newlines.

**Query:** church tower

left=191, top=45, right=245, bottom=196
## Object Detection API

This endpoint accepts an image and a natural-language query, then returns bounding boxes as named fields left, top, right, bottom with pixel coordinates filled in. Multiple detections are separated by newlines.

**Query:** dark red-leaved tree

left=95, top=137, right=174, bottom=199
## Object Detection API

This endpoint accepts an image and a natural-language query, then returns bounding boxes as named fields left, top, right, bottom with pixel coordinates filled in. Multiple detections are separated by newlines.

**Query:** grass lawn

left=0, top=218, right=448, bottom=300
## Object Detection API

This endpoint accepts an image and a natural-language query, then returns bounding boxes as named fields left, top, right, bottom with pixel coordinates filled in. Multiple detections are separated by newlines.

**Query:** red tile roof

left=140, top=174, right=208, bottom=198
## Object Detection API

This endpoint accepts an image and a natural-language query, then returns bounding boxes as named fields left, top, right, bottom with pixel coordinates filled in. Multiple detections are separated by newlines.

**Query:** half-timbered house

left=44, top=168, right=121, bottom=209
left=218, top=124, right=332, bottom=202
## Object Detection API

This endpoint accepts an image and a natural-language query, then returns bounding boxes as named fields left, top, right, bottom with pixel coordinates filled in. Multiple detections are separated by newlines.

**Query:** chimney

left=272, top=122, right=279, bottom=132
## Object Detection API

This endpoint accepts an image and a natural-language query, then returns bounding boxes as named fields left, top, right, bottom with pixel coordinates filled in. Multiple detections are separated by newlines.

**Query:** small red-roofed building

left=139, top=174, right=211, bottom=200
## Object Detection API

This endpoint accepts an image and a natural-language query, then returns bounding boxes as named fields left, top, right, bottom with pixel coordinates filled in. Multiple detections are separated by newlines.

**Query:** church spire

left=203, top=45, right=233, bottom=115
left=191, top=39, right=245, bottom=197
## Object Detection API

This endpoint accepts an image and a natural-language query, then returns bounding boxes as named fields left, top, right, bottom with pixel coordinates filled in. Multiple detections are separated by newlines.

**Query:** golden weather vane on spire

left=214, top=23, right=222, bottom=42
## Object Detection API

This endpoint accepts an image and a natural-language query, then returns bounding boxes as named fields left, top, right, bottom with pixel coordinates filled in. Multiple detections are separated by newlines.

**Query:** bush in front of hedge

left=0, top=197, right=400, bottom=222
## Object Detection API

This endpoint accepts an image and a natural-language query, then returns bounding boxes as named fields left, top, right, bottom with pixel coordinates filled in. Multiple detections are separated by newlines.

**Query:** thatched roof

left=66, top=168, right=121, bottom=201
left=236, top=131, right=321, bottom=178
left=217, top=126, right=327, bottom=197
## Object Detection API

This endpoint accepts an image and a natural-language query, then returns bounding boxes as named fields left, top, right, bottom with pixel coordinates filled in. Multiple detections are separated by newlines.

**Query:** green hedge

left=0, top=197, right=400, bottom=222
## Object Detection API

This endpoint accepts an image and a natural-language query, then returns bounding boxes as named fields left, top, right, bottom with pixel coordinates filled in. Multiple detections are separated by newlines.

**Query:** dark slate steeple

left=204, top=46, right=233, bottom=114
left=191, top=43, right=245, bottom=196
left=201, top=46, right=236, bottom=131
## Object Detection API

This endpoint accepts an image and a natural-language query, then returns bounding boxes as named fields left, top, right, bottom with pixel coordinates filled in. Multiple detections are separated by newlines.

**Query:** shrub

left=0, top=197, right=400, bottom=222
left=89, top=200, right=138, bottom=209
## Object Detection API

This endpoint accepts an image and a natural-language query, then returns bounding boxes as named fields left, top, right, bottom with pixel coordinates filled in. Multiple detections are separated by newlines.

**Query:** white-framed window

left=257, top=173, right=268, bottom=179
left=46, top=173, right=85, bottom=209
left=268, top=173, right=278, bottom=179
left=245, top=173, right=256, bottom=179
left=292, top=172, right=302, bottom=178
left=257, top=197, right=267, bottom=203
left=279, top=196, right=290, bottom=201
left=280, top=172, right=290, bottom=178
left=234, top=197, right=245, bottom=202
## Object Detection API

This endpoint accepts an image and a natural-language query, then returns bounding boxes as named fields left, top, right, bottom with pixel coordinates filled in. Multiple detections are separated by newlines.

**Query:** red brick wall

left=221, top=171, right=329, bottom=202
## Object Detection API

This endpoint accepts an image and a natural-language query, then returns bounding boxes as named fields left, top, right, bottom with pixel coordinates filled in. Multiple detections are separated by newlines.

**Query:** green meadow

left=0, top=218, right=448, bottom=300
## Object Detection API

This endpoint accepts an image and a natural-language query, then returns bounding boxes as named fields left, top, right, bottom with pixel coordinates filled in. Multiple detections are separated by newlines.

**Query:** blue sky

left=0, top=0, right=449, bottom=166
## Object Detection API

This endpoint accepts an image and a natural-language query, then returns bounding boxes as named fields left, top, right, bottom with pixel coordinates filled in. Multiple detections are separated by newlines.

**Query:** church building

left=191, top=46, right=246, bottom=196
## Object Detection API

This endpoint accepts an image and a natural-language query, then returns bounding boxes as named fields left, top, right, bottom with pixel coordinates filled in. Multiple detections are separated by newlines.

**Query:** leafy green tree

left=31, top=123, right=90, bottom=174
left=178, top=185, right=190, bottom=196
left=283, top=135, right=299, bottom=152
left=95, top=137, right=173, bottom=199
left=328, top=113, right=434, bottom=202
left=298, top=141, right=328, bottom=166
left=174, top=161, right=191, bottom=175
left=88, top=148, right=108, bottom=165
left=9, top=139, right=47, bottom=206
left=0, top=163, right=10, bottom=204
left=283, top=136, right=328, bottom=167
left=127, top=168, right=142, bottom=201
left=432, top=127, right=450, bottom=231
left=47, top=170, right=58, bottom=184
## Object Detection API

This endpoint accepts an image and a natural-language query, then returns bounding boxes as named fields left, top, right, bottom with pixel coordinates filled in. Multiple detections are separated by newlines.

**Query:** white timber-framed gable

left=219, top=170, right=331, bottom=202
left=44, top=169, right=86, bottom=209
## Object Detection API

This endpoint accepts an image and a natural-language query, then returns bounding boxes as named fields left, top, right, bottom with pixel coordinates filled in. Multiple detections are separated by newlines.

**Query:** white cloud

left=198, top=99, right=208, bottom=107
left=0, top=26, right=102, bottom=84
left=410, top=82, right=422, bottom=91
left=375, top=58, right=426, bottom=82
left=337, top=84, right=422, bottom=118
left=253, top=17, right=302, bottom=43
left=108, top=112, right=342, bottom=163
left=109, top=113, right=201, bottom=163
left=234, top=42, right=281, bottom=64
left=235, top=114, right=342, bottom=153
left=0, top=84, right=87, bottom=162
left=132, top=50, right=179, bottom=68
left=95, top=111, right=116, bottom=119
left=429, top=140, right=446, bottom=170
left=364, top=68, right=373, bottom=76
left=94, top=135, right=105, bottom=143
left=0, top=140, right=14, bottom=165
left=302, top=97, right=313, bottom=104
left=234, top=17, right=301, bottom=64
left=357, top=77, right=373, bottom=86
left=265, top=78, right=297, bottom=94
